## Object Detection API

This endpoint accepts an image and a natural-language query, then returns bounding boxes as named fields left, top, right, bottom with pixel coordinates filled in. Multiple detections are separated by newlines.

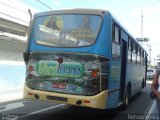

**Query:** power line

left=0, top=1, right=28, bottom=15
left=36, top=0, right=52, bottom=10
left=0, top=11, right=29, bottom=23
left=23, top=0, right=46, bottom=11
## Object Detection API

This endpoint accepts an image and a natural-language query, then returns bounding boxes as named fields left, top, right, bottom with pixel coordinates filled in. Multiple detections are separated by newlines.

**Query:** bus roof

left=33, top=8, right=108, bottom=17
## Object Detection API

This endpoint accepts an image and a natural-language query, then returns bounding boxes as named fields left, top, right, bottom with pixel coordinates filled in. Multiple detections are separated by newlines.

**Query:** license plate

left=52, top=83, right=66, bottom=89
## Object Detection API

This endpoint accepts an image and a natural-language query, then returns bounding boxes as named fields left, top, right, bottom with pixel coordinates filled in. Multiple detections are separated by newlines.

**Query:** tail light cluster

left=91, top=70, right=98, bottom=78
left=27, top=65, right=34, bottom=79
left=28, top=66, right=33, bottom=71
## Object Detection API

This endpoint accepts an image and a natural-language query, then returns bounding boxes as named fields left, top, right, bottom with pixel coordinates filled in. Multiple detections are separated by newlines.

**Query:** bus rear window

left=33, top=14, right=101, bottom=47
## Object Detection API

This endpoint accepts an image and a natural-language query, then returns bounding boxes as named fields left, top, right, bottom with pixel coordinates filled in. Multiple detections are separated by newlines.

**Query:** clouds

left=52, top=0, right=61, bottom=6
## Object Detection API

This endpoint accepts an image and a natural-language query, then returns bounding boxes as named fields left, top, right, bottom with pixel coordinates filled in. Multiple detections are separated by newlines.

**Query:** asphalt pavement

left=0, top=81, right=156, bottom=120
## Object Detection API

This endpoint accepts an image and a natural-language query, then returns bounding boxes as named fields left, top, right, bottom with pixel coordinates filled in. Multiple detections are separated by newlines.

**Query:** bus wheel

left=142, top=78, right=145, bottom=88
left=122, top=86, right=130, bottom=110
left=139, top=81, right=143, bottom=94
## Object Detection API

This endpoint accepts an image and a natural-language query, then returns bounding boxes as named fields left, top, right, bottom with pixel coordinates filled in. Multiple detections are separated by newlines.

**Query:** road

left=0, top=81, right=154, bottom=120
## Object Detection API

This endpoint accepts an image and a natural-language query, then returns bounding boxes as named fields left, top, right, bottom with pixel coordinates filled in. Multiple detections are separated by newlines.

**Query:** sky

left=0, top=0, right=160, bottom=65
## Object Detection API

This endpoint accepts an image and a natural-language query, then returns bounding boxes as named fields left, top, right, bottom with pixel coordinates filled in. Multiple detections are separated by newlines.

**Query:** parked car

left=147, top=69, right=155, bottom=79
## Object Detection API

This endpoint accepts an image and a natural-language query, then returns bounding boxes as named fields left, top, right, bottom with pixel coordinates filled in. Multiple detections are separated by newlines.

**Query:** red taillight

left=91, top=70, right=98, bottom=78
left=28, top=93, right=33, bottom=96
left=84, top=100, right=90, bottom=103
left=28, top=66, right=33, bottom=71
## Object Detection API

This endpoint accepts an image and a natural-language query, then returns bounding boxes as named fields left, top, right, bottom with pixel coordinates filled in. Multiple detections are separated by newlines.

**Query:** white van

left=147, top=69, right=155, bottom=79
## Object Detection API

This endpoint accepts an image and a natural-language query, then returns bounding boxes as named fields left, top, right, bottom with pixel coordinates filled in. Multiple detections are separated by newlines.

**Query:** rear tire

left=139, top=82, right=143, bottom=94
left=122, top=86, right=130, bottom=110
left=142, top=78, right=146, bottom=88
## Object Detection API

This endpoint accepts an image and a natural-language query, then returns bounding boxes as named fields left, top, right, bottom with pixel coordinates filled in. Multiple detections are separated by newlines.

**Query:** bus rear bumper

left=23, top=84, right=108, bottom=109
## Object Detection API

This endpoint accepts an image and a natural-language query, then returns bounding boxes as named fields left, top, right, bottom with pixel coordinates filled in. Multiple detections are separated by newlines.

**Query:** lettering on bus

left=57, top=65, right=81, bottom=76
left=70, top=29, right=95, bottom=39
left=36, top=61, right=84, bottom=78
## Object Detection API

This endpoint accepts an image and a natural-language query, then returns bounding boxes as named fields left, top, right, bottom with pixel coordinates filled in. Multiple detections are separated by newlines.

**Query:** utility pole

left=141, top=10, right=143, bottom=45
left=148, top=44, right=152, bottom=66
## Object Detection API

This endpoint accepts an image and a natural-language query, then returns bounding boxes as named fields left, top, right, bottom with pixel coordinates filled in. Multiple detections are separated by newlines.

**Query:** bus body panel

left=106, top=60, right=121, bottom=108
left=24, top=84, right=108, bottom=109
left=126, top=63, right=145, bottom=97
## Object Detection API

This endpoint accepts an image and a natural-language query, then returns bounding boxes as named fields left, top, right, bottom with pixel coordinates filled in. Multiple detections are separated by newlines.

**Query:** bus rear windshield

left=33, top=14, right=102, bottom=47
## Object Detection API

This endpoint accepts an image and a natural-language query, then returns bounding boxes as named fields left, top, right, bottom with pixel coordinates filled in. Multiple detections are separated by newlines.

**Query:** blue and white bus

left=23, top=9, right=147, bottom=109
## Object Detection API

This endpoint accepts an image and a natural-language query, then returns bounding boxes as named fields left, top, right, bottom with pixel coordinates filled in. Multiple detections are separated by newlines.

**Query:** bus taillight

left=91, top=70, right=98, bottom=78
left=28, top=66, right=33, bottom=71
left=84, top=100, right=90, bottom=103
left=28, top=93, right=33, bottom=96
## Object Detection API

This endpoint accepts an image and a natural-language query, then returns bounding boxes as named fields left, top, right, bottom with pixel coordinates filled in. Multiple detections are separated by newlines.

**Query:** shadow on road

left=18, top=84, right=152, bottom=120
left=20, top=105, right=120, bottom=120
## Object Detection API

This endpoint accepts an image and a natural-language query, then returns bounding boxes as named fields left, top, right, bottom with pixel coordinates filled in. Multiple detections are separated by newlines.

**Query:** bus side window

left=135, top=44, right=138, bottom=64
left=141, top=50, right=144, bottom=65
left=140, top=48, right=142, bottom=65
left=137, top=47, right=141, bottom=64
left=112, top=23, right=121, bottom=60
left=131, top=41, right=136, bottom=63
left=112, top=24, right=115, bottom=41
left=115, top=26, right=120, bottom=43
left=128, top=38, right=132, bottom=63
left=144, top=51, right=146, bottom=66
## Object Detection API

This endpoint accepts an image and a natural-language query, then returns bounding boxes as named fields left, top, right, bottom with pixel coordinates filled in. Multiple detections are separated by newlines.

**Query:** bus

left=23, top=9, right=147, bottom=109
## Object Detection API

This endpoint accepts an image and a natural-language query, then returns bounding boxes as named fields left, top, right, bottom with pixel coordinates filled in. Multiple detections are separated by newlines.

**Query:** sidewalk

left=0, top=88, right=23, bottom=103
